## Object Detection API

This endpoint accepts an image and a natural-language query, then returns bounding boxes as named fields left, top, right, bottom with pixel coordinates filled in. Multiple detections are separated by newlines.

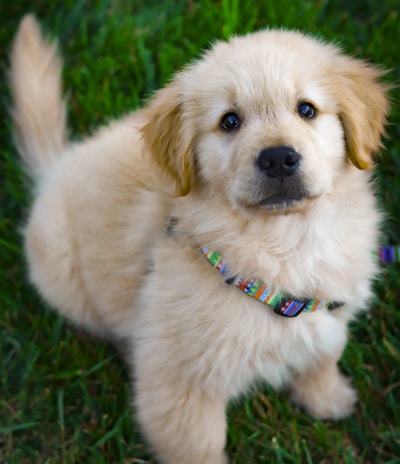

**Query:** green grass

left=1, top=1, right=399, bottom=462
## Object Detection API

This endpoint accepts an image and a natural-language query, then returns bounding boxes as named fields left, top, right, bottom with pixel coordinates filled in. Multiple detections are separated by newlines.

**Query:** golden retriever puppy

left=9, top=15, right=389, bottom=464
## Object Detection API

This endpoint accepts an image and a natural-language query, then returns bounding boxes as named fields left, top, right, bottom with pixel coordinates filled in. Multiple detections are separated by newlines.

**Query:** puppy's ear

left=141, top=81, right=195, bottom=196
left=336, top=58, right=390, bottom=169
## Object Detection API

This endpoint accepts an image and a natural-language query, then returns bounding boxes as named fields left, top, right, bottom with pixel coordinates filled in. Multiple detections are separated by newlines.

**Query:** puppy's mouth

left=240, top=179, right=311, bottom=213
left=256, top=188, right=309, bottom=210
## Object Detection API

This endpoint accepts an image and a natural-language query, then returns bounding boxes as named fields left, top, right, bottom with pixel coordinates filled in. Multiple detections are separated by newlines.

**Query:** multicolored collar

left=201, top=245, right=343, bottom=317
left=201, top=244, right=398, bottom=317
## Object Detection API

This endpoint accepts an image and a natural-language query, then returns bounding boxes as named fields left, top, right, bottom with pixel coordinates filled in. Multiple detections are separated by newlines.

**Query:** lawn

left=1, top=1, right=399, bottom=463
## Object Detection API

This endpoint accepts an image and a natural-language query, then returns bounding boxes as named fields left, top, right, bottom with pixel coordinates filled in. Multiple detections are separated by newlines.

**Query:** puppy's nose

left=257, top=145, right=301, bottom=178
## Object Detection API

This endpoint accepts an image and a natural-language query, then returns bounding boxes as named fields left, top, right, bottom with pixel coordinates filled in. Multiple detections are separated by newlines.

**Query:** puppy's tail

left=8, top=15, right=67, bottom=182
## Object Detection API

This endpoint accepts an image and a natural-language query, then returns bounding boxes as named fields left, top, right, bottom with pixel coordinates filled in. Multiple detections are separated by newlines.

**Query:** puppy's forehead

left=181, top=29, right=338, bottom=114
left=207, top=29, right=338, bottom=77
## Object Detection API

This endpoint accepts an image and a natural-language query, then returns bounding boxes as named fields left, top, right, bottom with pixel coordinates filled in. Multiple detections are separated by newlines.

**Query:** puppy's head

left=141, top=30, right=389, bottom=213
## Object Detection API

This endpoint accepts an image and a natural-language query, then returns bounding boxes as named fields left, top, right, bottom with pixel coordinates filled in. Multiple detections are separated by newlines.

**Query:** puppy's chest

left=199, top=249, right=349, bottom=392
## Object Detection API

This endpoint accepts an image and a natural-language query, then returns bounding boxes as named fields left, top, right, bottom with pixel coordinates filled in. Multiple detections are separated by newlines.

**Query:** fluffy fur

left=9, top=15, right=389, bottom=464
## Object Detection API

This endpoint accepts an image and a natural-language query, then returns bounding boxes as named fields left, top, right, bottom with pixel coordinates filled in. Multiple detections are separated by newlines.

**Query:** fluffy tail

left=9, top=15, right=67, bottom=182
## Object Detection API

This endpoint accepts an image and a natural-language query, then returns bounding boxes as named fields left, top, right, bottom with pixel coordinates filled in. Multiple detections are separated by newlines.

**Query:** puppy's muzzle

left=253, top=145, right=307, bottom=209
left=257, top=145, right=300, bottom=178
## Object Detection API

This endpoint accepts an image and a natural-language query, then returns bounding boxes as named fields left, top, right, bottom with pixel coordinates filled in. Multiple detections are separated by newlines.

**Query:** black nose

left=257, top=145, right=301, bottom=178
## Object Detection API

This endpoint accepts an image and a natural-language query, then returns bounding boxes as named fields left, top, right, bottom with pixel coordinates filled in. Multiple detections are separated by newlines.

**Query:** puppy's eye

left=298, top=101, right=317, bottom=119
left=220, top=112, right=241, bottom=131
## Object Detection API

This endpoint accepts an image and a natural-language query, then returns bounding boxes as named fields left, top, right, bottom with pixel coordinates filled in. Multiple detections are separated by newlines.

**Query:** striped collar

left=201, top=244, right=398, bottom=317
left=200, top=245, right=343, bottom=317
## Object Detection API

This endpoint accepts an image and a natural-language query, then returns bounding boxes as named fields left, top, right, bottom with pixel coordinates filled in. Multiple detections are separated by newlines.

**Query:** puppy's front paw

left=290, top=368, right=357, bottom=420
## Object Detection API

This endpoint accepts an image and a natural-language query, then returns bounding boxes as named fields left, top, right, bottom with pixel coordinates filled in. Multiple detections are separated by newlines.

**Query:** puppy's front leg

left=289, top=352, right=357, bottom=420
left=134, top=363, right=228, bottom=464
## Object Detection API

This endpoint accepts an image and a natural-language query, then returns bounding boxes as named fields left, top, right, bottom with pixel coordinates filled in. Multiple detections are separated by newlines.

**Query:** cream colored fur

left=9, top=15, right=389, bottom=464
